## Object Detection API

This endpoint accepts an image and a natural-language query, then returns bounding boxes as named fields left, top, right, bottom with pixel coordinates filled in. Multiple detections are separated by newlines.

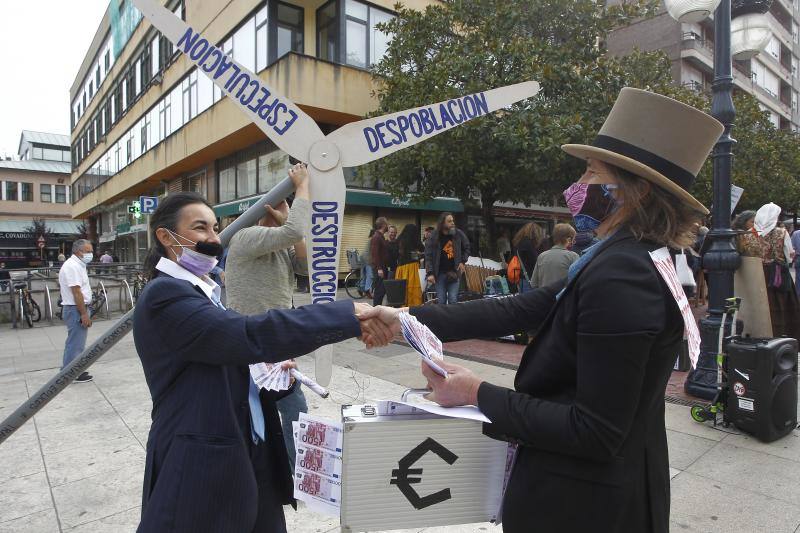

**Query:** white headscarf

left=754, top=202, right=781, bottom=237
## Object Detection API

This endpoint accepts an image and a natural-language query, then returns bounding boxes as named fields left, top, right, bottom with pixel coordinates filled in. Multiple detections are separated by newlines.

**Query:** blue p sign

left=140, top=196, right=158, bottom=214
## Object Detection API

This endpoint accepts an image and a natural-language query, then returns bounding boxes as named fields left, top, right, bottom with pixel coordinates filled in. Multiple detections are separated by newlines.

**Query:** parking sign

left=140, top=196, right=158, bottom=214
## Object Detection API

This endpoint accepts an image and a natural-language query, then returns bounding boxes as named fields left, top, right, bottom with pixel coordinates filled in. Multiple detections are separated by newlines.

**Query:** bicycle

left=132, top=272, right=148, bottom=302
left=13, top=281, right=41, bottom=328
left=90, top=284, right=107, bottom=319
left=344, top=249, right=367, bottom=299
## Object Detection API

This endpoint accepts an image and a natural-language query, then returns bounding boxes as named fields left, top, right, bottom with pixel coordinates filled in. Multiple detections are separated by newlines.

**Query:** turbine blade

left=132, top=0, right=324, bottom=160
left=305, top=164, right=347, bottom=386
left=326, top=81, right=540, bottom=167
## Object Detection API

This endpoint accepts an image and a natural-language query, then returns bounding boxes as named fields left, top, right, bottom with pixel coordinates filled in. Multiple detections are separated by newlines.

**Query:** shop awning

left=0, top=219, right=84, bottom=236
left=212, top=189, right=464, bottom=219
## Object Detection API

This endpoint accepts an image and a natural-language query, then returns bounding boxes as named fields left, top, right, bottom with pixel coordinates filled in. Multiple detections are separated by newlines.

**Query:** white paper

left=649, top=247, right=701, bottom=368
left=731, top=185, right=744, bottom=212
left=377, top=400, right=491, bottom=424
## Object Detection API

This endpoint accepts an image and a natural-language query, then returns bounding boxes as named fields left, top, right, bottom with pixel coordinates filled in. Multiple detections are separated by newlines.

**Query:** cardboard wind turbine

left=132, top=0, right=540, bottom=385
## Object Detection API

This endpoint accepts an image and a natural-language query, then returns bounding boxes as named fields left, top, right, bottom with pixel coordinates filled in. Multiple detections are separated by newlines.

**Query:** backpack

left=507, top=255, right=522, bottom=284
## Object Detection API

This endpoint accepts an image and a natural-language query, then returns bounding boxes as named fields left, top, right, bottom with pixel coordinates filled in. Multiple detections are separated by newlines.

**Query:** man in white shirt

left=59, top=239, right=94, bottom=383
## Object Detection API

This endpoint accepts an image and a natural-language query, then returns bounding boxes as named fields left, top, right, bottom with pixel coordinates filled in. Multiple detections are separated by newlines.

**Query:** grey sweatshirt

left=224, top=198, right=309, bottom=315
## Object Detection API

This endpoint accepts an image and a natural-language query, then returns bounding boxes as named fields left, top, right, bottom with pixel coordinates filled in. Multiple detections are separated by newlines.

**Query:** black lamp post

left=665, top=0, right=772, bottom=399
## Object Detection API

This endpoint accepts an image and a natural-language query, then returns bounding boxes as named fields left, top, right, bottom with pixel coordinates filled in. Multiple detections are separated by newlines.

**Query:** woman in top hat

left=362, top=88, right=723, bottom=532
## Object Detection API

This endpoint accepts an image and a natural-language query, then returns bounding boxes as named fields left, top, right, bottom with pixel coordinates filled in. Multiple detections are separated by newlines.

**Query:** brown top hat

left=562, top=87, right=723, bottom=215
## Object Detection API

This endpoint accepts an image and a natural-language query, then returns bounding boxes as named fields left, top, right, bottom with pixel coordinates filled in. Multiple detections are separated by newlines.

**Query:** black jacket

left=425, top=228, right=470, bottom=278
left=411, top=229, right=682, bottom=532
left=133, top=274, right=360, bottom=532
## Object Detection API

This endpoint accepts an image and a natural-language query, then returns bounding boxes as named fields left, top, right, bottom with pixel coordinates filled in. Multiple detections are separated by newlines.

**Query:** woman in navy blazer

left=133, top=189, right=386, bottom=532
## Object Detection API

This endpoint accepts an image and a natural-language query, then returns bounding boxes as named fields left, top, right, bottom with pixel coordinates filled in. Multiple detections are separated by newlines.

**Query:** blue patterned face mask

left=563, top=182, right=619, bottom=233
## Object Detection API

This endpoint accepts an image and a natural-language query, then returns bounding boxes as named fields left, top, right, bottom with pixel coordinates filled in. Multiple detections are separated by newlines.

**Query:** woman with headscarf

left=393, top=224, right=425, bottom=306
left=363, top=88, right=724, bottom=532
left=735, top=203, right=800, bottom=339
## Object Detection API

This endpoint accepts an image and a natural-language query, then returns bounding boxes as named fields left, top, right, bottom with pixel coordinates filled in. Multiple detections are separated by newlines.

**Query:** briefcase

left=339, top=400, right=508, bottom=532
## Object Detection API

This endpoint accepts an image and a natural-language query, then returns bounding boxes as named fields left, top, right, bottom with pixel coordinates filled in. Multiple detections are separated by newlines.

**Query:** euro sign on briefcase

left=339, top=400, right=509, bottom=532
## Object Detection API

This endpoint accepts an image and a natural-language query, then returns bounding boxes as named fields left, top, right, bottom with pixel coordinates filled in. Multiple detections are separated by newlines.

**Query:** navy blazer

left=133, top=273, right=361, bottom=532
left=412, top=229, right=683, bottom=533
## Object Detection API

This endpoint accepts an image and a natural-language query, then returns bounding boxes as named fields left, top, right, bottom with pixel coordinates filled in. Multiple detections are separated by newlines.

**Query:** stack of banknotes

left=292, top=413, right=343, bottom=516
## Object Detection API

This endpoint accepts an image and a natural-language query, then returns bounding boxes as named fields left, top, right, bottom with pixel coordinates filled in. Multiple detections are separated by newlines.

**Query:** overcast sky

left=0, top=0, right=110, bottom=158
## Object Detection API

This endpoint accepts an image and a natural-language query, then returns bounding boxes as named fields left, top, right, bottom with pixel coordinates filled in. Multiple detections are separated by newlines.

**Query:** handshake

left=352, top=303, right=405, bottom=349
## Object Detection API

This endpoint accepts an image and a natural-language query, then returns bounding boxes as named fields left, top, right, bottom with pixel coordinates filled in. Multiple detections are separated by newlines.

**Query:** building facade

left=0, top=131, right=83, bottom=267
left=608, top=0, right=800, bottom=130
left=69, top=0, right=485, bottom=265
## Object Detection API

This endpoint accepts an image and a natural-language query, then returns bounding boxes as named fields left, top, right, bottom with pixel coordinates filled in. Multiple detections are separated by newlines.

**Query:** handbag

left=675, top=249, right=696, bottom=288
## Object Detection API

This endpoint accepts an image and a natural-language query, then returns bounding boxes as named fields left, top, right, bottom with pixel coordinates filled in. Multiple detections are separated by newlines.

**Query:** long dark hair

left=512, top=222, right=544, bottom=248
left=431, top=212, right=454, bottom=246
left=397, top=224, right=420, bottom=257
left=142, top=192, right=212, bottom=279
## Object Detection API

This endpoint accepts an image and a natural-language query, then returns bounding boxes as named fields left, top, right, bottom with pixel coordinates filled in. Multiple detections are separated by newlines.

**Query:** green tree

left=365, top=0, right=670, bottom=248
left=689, top=92, right=800, bottom=214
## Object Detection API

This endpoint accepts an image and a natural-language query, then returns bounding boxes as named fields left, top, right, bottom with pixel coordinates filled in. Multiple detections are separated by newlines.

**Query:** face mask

left=81, top=253, right=93, bottom=264
left=563, top=182, right=618, bottom=233
left=166, top=229, right=219, bottom=277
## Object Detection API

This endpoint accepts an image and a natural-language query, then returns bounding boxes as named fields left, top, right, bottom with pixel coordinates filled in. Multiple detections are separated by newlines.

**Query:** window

left=141, top=114, right=150, bottom=153
left=218, top=158, right=236, bottom=202
left=20, top=183, right=32, bottom=202
left=258, top=150, right=289, bottom=192
left=319, top=0, right=394, bottom=68
left=277, top=3, right=304, bottom=58
left=6, top=181, right=17, bottom=201
left=151, top=37, right=160, bottom=77
left=317, top=1, right=338, bottom=62
left=96, top=66, right=101, bottom=88
left=40, top=184, right=52, bottom=203
left=55, top=185, right=67, bottom=203
left=182, top=71, right=198, bottom=124
left=345, top=0, right=367, bottom=67
left=237, top=154, right=257, bottom=198
left=256, top=6, right=268, bottom=71
left=104, top=50, right=110, bottom=72
left=234, top=17, right=257, bottom=72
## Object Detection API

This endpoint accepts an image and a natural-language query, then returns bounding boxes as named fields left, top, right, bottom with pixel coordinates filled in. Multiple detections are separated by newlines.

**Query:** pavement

left=1, top=294, right=799, bottom=532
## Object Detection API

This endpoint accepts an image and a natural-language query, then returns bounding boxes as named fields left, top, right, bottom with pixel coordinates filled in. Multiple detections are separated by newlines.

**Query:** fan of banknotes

left=399, top=312, right=448, bottom=377
left=249, top=362, right=292, bottom=391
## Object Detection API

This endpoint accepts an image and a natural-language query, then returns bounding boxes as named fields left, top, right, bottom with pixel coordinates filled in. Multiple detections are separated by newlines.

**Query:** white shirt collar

left=69, top=254, right=87, bottom=269
left=155, top=257, right=221, bottom=302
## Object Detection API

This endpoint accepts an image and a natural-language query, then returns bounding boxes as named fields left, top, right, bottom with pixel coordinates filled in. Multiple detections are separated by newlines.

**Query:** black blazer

left=133, top=274, right=361, bottom=532
left=411, top=229, right=683, bottom=533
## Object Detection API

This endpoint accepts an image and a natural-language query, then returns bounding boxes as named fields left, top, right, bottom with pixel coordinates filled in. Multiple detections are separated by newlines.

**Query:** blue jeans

left=436, top=276, right=460, bottom=304
left=277, top=383, right=308, bottom=472
left=62, top=305, right=89, bottom=368
left=360, top=265, right=374, bottom=294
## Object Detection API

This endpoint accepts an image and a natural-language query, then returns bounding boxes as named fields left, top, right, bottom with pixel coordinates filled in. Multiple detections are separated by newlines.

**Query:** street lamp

left=664, top=0, right=772, bottom=399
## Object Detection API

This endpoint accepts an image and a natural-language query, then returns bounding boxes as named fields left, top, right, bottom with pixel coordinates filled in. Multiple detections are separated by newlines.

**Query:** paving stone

left=52, top=464, right=142, bottom=530
left=666, top=429, right=719, bottom=470
left=65, top=506, right=140, bottom=532
left=0, top=472, right=53, bottom=524
left=670, top=471, right=800, bottom=533
left=44, top=435, right=145, bottom=487
left=664, top=402, right=728, bottom=442
left=720, top=428, right=800, bottom=463
left=686, top=442, right=800, bottom=507
left=0, top=508, right=59, bottom=533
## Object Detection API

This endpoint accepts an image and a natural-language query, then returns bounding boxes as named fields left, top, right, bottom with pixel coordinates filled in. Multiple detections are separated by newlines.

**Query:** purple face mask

left=167, top=230, right=219, bottom=277
left=563, top=182, right=618, bottom=233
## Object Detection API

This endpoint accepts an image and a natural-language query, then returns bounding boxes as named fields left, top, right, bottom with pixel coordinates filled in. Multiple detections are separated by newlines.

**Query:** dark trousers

left=372, top=276, right=386, bottom=306
left=250, top=438, right=288, bottom=533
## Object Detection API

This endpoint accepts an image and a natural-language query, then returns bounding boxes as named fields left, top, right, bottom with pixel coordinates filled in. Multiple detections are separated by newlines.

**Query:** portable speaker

left=724, top=337, right=798, bottom=443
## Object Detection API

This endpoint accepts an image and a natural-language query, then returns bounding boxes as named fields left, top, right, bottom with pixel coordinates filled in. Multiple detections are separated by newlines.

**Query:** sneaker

left=74, top=372, right=93, bottom=383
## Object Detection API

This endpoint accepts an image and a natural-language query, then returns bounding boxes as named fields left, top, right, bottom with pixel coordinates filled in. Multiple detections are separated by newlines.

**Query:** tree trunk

left=479, top=188, right=497, bottom=260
